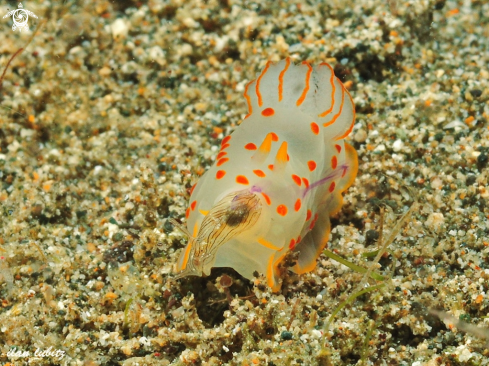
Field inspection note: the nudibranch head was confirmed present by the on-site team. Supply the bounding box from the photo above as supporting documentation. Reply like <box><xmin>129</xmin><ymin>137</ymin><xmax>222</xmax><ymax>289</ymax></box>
<box><xmin>175</xmin><ymin>189</ymin><xmax>262</xmax><ymax>278</ymax></box>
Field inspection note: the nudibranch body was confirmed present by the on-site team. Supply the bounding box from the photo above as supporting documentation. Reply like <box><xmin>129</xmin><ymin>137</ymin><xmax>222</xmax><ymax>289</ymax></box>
<box><xmin>175</xmin><ymin>58</ymin><xmax>358</xmax><ymax>291</ymax></box>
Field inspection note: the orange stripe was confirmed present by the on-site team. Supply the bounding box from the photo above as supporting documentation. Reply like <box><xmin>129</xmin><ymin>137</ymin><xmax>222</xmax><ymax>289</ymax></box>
<box><xmin>266</xmin><ymin>253</ymin><xmax>275</xmax><ymax>288</ymax></box>
<box><xmin>275</xmin><ymin>141</ymin><xmax>288</xmax><ymax>163</ymax></box>
<box><xmin>334</xmin><ymin>87</ymin><xmax>356</xmax><ymax>140</ymax></box>
<box><xmin>180</xmin><ymin>241</ymin><xmax>193</xmax><ymax>270</ymax></box>
<box><xmin>339</xmin><ymin>142</ymin><xmax>358</xmax><ymax>192</ymax></box>
<box><xmin>278</xmin><ymin>57</ymin><xmax>290</xmax><ymax>102</ymax></box>
<box><xmin>258</xmin><ymin>133</ymin><xmax>273</xmax><ymax>153</ymax></box>
<box><xmin>296</xmin><ymin>61</ymin><xmax>312</xmax><ymax>106</ymax></box>
<box><xmin>261</xmin><ymin>192</ymin><xmax>271</xmax><ymax>205</ymax></box>
<box><xmin>318</xmin><ymin>62</ymin><xmax>336</xmax><ymax>117</ymax></box>
<box><xmin>256</xmin><ymin>61</ymin><xmax>272</xmax><ymax>107</ymax></box>
<box><xmin>258</xmin><ymin>237</ymin><xmax>281</xmax><ymax>251</ymax></box>
<box><xmin>243</xmin><ymin>80</ymin><xmax>254</xmax><ymax>118</ymax></box>
<box><xmin>323</xmin><ymin>83</ymin><xmax>345</xmax><ymax>128</ymax></box>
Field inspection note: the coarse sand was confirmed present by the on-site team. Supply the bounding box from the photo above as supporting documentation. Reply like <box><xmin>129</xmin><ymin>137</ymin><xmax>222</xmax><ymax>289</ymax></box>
<box><xmin>0</xmin><ymin>0</ymin><xmax>488</xmax><ymax>365</ymax></box>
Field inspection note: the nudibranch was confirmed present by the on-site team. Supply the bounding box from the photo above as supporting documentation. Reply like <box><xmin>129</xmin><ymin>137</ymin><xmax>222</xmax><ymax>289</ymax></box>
<box><xmin>174</xmin><ymin>58</ymin><xmax>358</xmax><ymax>292</ymax></box>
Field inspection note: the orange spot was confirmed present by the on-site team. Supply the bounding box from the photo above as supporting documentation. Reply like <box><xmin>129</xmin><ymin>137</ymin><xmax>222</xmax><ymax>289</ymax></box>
<box><xmin>318</xmin><ymin>62</ymin><xmax>336</xmax><ymax>117</ymax></box>
<box><xmin>185</xmin><ymin>208</ymin><xmax>191</xmax><ymax>219</ymax></box>
<box><xmin>271</xmin><ymin>132</ymin><xmax>278</xmax><ymax>141</ymax></box>
<box><xmin>217</xmin><ymin>157</ymin><xmax>229</xmax><ymax>166</ymax></box>
<box><xmin>294</xmin><ymin>199</ymin><xmax>301</xmax><ymax>211</ymax></box>
<box><xmin>216</xmin><ymin>170</ymin><xmax>226</xmax><ymax>179</ymax></box>
<box><xmin>332</xmin><ymin>156</ymin><xmax>337</xmax><ymax>169</ymax></box>
<box><xmin>221</xmin><ymin>135</ymin><xmax>231</xmax><ymax>145</ymax></box>
<box><xmin>220</xmin><ymin>143</ymin><xmax>230</xmax><ymax>150</ymax></box>
<box><xmin>268</xmin><ymin>164</ymin><xmax>274</xmax><ymax>171</ymax></box>
<box><xmin>307</xmin><ymin>160</ymin><xmax>317</xmax><ymax>171</ymax></box>
<box><xmin>310</xmin><ymin>122</ymin><xmax>319</xmax><ymax>135</ymax></box>
<box><xmin>253</xmin><ymin>169</ymin><xmax>266</xmax><ymax>177</ymax></box>
<box><xmin>236</xmin><ymin>175</ymin><xmax>249</xmax><ymax>185</ymax></box>
<box><xmin>278</xmin><ymin>58</ymin><xmax>290</xmax><ymax>102</ymax></box>
<box><xmin>289</xmin><ymin>238</ymin><xmax>296</xmax><ymax>250</ymax></box>
<box><xmin>262</xmin><ymin>108</ymin><xmax>275</xmax><ymax>116</ymax></box>
<box><xmin>291</xmin><ymin>174</ymin><xmax>302</xmax><ymax>186</ymax></box>
<box><xmin>296</xmin><ymin>61</ymin><xmax>312</xmax><ymax>106</ymax></box>
<box><xmin>243</xmin><ymin>80</ymin><xmax>254</xmax><ymax>116</ymax></box>
<box><xmin>297</xmin><ymin>235</ymin><xmax>301</xmax><ymax>243</ymax></box>
<box><xmin>245</xmin><ymin>143</ymin><xmax>257</xmax><ymax>150</ymax></box>
<box><xmin>261</xmin><ymin>192</ymin><xmax>271</xmax><ymax>205</ymax></box>
<box><xmin>189</xmin><ymin>183</ymin><xmax>197</xmax><ymax>195</ymax></box>
<box><xmin>335</xmin><ymin>144</ymin><xmax>342</xmax><ymax>153</ymax></box>
<box><xmin>309</xmin><ymin>213</ymin><xmax>319</xmax><ymax>230</ymax></box>
<box><xmin>216</xmin><ymin>151</ymin><xmax>227</xmax><ymax>159</ymax></box>
<box><xmin>306</xmin><ymin>209</ymin><xmax>312</xmax><ymax>221</ymax></box>
<box><xmin>275</xmin><ymin>141</ymin><xmax>288</xmax><ymax>163</ymax></box>
<box><xmin>277</xmin><ymin>204</ymin><xmax>288</xmax><ymax>216</ymax></box>
<box><xmin>329</xmin><ymin>181</ymin><xmax>336</xmax><ymax>192</ymax></box>
<box><xmin>302</xmin><ymin>178</ymin><xmax>309</xmax><ymax>188</ymax></box>
<box><xmin>256</xmin><ymin>61</ymin><xmax>272</xmax><ymax>107</ymax></box>
<box><xmin>190</xmin><ymin>201</ymin><xmax>197</xmax><ymax>210</ymax></box>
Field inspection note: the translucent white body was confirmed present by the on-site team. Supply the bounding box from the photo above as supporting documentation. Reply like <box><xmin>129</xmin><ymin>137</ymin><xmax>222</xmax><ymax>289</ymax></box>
<box><xmin>175</xmin><ymin>58</ymin><xmax>358</xmax><ymax>291</ymax></box>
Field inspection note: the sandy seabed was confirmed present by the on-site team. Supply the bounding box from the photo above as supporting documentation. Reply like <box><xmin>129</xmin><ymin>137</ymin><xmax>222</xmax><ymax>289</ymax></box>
<box><xmin>0</xmin><ymin>0</ymin><xmax>489</xmax><ymax>365</ymax></box>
